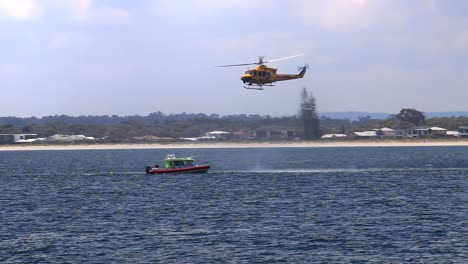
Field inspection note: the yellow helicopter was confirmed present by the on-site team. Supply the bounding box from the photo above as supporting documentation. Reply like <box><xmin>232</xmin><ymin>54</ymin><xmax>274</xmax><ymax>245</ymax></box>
<box><xmin>217</xmin><ymin>54</ymin><xmax>308</xmax><ymax>90</ymax></box>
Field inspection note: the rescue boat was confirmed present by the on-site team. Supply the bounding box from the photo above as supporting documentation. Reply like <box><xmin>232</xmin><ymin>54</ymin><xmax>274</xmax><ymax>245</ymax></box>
<box><xmin>145</xmin><ymin>154</ymin><xmax>210</xmax><ymax>174</ymax></box>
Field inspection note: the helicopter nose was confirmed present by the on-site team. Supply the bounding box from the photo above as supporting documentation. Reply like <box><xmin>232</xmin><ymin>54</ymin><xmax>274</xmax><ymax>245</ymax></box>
<box><xmin>241</xmin><ymin>75</ymin><xmax>251</xmax><ymax>83</ymax></box>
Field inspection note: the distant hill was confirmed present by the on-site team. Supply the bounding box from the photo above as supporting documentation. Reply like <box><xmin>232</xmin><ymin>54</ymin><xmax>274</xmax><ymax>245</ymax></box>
<box><xmin>320</xmin><ymin>112</ymin><xmax>391</xmax><ymax>121</ymax></box>
<box><xmin>320</xmin><ymin>111</ymin><xmax>468</xmax><ymax>121</ymax></box>
<box><xmin>424</xmin><ymin>112</ymin><xmax>468</xmax><ymax>118</ymax></box>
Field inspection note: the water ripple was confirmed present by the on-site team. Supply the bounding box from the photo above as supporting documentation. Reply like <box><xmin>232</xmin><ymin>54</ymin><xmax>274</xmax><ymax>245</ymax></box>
<box><xmin>0</xmin><ymin>147</ymin><xmax>466</xmax><ymax>263</ymax></box>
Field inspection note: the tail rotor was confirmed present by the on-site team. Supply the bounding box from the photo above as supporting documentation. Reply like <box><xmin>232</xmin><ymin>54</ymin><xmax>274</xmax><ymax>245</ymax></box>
<box><xmin>297</xmin><ymin>64</ymin><xmax>309</xmax><ymax>71</ymax></box>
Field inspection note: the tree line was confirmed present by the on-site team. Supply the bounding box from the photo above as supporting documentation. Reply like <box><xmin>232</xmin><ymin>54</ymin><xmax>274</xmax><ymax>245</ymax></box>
<box><xmin>0</xmin><ymin>113</ymin><xmax>301</xmax><ymax>142</ymax></box>
<box><xmin>1</xmin><ymin>90</ymin><xmax>467</xmax><ymax>142</ymax></box>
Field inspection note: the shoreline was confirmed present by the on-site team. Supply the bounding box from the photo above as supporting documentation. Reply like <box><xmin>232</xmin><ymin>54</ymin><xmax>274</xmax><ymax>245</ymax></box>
<box><xmin>1</xmin><ymin>140</ymin><xmax>468</xmax><ymax>151</ymax></box>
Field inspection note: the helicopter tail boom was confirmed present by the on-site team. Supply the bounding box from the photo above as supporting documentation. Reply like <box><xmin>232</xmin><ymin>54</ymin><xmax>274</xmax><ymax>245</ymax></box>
<box><xmin>275</xmin><ymin>65</ymin><xmax>307</xmax><ymax>82</ymax></box>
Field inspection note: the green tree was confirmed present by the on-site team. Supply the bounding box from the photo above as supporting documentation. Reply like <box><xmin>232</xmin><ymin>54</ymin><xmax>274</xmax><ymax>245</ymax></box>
<box><xmin>393</xmin><ymin>108</ymin><xmax>426</xmax><ymax>126</ymax></box>
<box><xmin>299</xmin><ymin>87</ymin><xmax>320</xmax><ymax>139</ymax></box>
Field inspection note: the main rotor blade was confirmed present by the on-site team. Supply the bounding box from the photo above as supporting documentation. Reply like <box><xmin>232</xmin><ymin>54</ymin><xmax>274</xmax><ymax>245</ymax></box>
<box><xmin>217</xmin><ymin>54</ymin><xmax>303</xmax><ymax>67</ymax></box>
<box><xmin>266</xmin><ymin>54</ymin><xmax>304</xmax><ymax>63</ymax></box>
<box><xmin>216</xmin><ymin>62</ymin><xmax>257</xmax><ymax>67</ymax></box>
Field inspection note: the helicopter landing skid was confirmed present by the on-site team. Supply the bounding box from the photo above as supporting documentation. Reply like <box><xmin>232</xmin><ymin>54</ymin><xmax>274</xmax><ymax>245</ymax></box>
<box><xmin>243</xmin><ymin>83</ymin><xmax>275</xmax><ymax>90</ymax></box>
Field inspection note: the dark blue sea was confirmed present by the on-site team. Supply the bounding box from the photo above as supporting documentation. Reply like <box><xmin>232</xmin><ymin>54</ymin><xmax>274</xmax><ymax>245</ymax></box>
<box><xmin>0</xmin><ymin>146</ymin><xmax>466</xmax><ymax>263</ymax></box>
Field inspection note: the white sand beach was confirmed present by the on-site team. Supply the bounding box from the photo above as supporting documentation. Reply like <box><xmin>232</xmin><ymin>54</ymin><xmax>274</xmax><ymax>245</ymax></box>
<box><xmin>1</xmin><ymin>140</ymin><xmax>468</xmax><ymax>151</ymax></box>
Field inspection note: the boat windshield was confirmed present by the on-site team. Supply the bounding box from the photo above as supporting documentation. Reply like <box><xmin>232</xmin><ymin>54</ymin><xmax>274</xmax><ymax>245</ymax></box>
<box><xmin>166</xmin><ymin>159</ymin><xmax>194</xmax><ymax>168</ymax></box>
<box><xmin>174</xmin><ymin>160</ymin><xmax>193</xmax><ymax>167</ymax></box>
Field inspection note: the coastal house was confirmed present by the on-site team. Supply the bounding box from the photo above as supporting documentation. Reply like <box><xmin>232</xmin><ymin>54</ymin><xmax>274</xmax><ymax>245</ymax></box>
<box><xmin>231</xmin><ymin>130</ymin><xmax>250</xmax><ymax>140</ymax></box>
<box><xmin>406</xmin><ymin>127</ymin><xmax>431</xmax><ymax>138</ymax></box>
<box><xmin>429</xmin><ymin>127</ymin><xmax>447</xmax><ymax>136</ymax></box>
<box><xmin>394</xmin><ymin>130</ymin><xmax>407</xmax><ymax>138</ymax></box>
<box><xmin>0</xmin><ymin>134</ymin><xmax>38</xmax><ymax>144</ymax></box>
<box><xmin>205</xmin><ymin>131</ymin><xmax>230</xmax><ymax>140</ymax></box>
<box><xmin>406</xmin><ymin>127</ymin><xmax>449</xmax><ymax>138</ymax></box>
<box><xmin>268</xmin><ymin>129</ymin><xmax>295</xmax><ymax>139</ymax></box>
<box><xmin>459</xmin><ymin>126</ymin><xmax>468</xmax><ymax>138</ymax></box>
<box><xmin>249</xmin><ymin>127</ymin><xmax>295</xmax><ymax>140</ymax></box>
<box><xmin>374</xmin><ymin>127</ymin><xmax>396</xmax><ymax>138</ymax></box>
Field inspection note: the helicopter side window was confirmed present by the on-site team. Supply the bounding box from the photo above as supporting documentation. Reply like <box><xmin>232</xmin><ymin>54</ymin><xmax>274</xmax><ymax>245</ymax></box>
<box><xmin>253</xmin><ymin>71</ymin><xmax>257</xmax><ymax>76</ymax></box>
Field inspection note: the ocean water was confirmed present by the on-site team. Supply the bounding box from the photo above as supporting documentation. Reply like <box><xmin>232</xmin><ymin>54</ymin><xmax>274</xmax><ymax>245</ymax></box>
<box><xmin>0</xmin><ymin>146</ymin><xmax>466</xmax><ymax>263</ymax></box>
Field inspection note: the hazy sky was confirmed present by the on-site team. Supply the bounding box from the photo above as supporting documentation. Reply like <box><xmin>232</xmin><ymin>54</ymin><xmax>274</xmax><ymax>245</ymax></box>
<box><xmin>1</xmin><ymin>0</ymin><xmax>467</xmax><ymax>117</ymax></box>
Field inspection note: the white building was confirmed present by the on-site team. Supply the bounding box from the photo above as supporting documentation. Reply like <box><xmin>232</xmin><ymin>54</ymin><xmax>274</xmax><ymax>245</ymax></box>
<box><xmin>353</xmin><ymin>131</ymin><xmax>377</xmax><ymax>138</ymax></box>
<box><xmin>45</xmin><ymin>134</ymin><xmax>95</xmax><ymax>142</ymax></box>
<box><xmin>205</xmin><ymin>131</ymin><xmax>230</xmax><ymax>139</ymax></box>
<box><xmin>446</xmin><ymin>131</ymin><xmax>460</xmax><ymax>137</ymax></box>
<box><xmin>321</xmin><ymin>134</ymin><xmax>347</xmax><ymax>139</ymax></box>
<box><xmin>0</xmin><ymin>134</ymin><xmax>38</xmax><ymax>144</ymax></box>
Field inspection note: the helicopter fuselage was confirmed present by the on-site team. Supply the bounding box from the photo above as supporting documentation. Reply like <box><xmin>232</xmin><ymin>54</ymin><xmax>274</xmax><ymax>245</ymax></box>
<box><xmin>240</xmin><ymin>65</ymin><xmax>306</xmax><ymax>86</ymax></box>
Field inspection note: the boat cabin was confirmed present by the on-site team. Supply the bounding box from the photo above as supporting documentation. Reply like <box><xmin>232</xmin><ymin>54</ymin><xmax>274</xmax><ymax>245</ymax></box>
<box><xmin>165</xmin><ymin>154</ymin><xmax>194</xmax><ymax>169</ymax></box>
